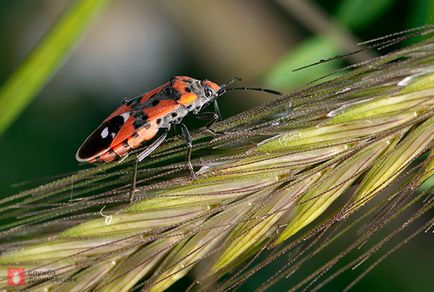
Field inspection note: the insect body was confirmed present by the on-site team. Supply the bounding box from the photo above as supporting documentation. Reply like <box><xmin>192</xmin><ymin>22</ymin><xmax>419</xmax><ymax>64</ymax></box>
<box><xmin>76</xmin><ymin>75</ymin><xmax>282</xmax><ymax>200</ymax></box>
<box><xmin>76</xmin><ymin>76</ymin><xmax>223</xmax><ymax>165</ymax></box>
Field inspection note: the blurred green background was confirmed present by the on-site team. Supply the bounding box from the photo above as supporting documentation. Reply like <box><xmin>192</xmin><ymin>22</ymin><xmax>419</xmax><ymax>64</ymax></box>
<box><xmin>0</xmin><ymin>0</ymin><xmax>432</xmax><ymax>290</ymax></box>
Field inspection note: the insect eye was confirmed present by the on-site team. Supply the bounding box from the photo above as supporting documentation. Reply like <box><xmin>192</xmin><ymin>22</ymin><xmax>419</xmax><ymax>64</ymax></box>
<box><xmin>204</xmin><ymin>86</ymin><xmax>213</xmax><ymax>98</ymax></box>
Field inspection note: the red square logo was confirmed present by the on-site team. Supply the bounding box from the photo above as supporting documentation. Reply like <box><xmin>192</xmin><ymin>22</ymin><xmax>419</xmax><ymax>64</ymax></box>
<box><xmin>7</xmin><ymin>268</ymin><xmax>25</xmax><ymax>286</ymax></box>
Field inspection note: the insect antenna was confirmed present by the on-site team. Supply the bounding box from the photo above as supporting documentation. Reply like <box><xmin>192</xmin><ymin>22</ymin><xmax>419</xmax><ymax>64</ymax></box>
<box><xmin>225</xmin><ymin>86</ymin><xmax>283</xmax><ymax>96</ymax></box>
<box><xmin>218</xmin><ymin>77</ymin><xmax>284</xmax><ymax>97</ymax></box>
<box><xmin>220</xmin><ymin>76</ymin><xmax>242</xmax><ymax>89</ymax></box>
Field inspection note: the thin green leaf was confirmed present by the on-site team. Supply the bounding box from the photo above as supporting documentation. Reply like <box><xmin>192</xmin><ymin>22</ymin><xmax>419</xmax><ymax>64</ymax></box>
<box><xmin>0</xmin><ymin>0</ymin><xmax>108</xmax><ymax>135</ymax></box>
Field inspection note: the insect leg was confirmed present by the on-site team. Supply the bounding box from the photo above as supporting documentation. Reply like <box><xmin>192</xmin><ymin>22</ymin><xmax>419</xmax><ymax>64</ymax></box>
<box><xmin>213</xmin><ymin>99</ymin><xmax>222</xmax><ymax>121</ymax></box>
<box><xmin>129</xmin><ymin>128</ymin><xmax>169</xmax><ymax>202</ymax></box>
<box><xmin>196</xmin><ymin>111</ymin><xmax>224</xmax><ymax>136</ymax></box>
<box><xmin>171</xmin><ymin>123</ymin><xmax>178</xmax><ymax>137</ymax></box>
<box><xmin>137</xmin><ymin>128</ymin><xmax>170</xmax><ymax>162</ymax></box>
<box><xmin>129</xmin><ymin>159</ymin><xmax>139</xmax><ymax>202</ymax></box>
<box><xmin>179</xmin><ymin>123</ymin><xmax>197</xmax><ymax>179</ymax></box>
<box><xmin>117</xmin><ymin>153</ymin><xmax>129</xmax><ymax>164</ymax></box>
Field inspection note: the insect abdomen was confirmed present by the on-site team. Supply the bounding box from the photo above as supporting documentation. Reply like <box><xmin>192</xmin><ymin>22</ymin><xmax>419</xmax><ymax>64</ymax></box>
<box><xmin>96</xmin><ymin>121</ymin><xmax>160</xmax><ymax>162</ymax></box>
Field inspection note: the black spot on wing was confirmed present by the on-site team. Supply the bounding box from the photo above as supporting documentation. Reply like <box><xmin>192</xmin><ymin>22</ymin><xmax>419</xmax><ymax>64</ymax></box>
<box><xmin>163</xmin><ymin>87</ymin><xmax>181</xmax><ymax>100</ymax></box>
<box><xmin>133</xmin><ymin>112</ymin><xmax>150</xmax><ymax>129</ymax></box>
<box><xmin>77</xmin><ymin>115</ymin><xmax>125</xmax><ymax>159</ymax></box>
<box><xmin>136</xmin><ymin>97</ymin><xmax>160</xmax><ymax>109</ymax></box>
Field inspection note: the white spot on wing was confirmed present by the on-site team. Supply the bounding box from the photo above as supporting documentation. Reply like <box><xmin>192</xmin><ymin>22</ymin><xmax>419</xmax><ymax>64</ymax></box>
<box><xmin>121</xmin><ymin>112</ymin><xmax>130</xmax><ymax>122</ymax></box>
<box><xmin>101</xmin><ymin>127</ymin><xmax>109</xmax><ymax>138</ymax></box>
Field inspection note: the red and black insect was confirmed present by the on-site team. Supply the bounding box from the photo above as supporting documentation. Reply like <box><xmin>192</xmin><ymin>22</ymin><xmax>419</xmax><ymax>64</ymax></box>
<box><xmin>76</xmin><ymin>76</ymin><xmax>281</xmax><ymax>198</ymax></box>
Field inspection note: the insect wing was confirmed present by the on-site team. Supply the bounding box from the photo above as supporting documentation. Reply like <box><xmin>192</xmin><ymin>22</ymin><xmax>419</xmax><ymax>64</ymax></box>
<box><xmin>76</xmin><ymin>104</ymin><xmax>133</xmax><ymax>162</ymax></box>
